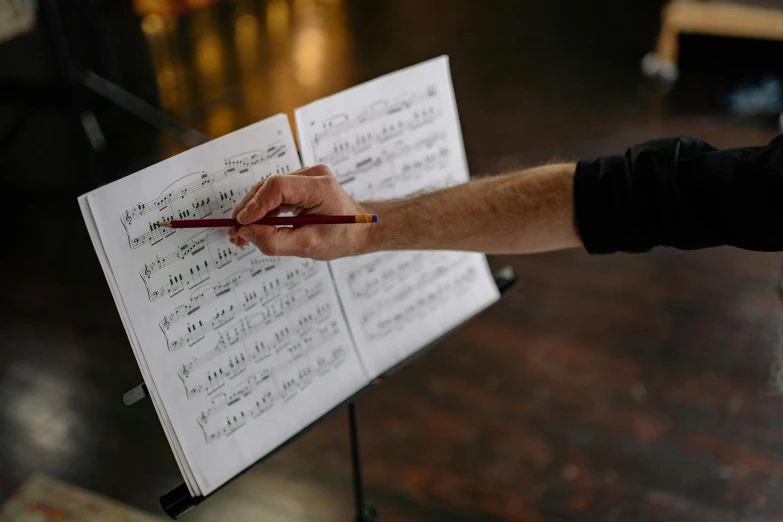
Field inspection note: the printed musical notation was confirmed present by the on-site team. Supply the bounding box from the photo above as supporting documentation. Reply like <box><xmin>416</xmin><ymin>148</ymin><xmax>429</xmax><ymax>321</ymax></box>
<box><xmin>177</xmin><ymin>276</ymin><xmax>328</xmax><ymax>395</ymax></box>
<box><xmin>310</xmin><ymin>86</ymin><xmax>437</xmax><ymax>145</ymax></box>
<box><xmin>121</xmin><ymin>143</ymin><xmax>292</xmax><ymax>249</ymax></box>
<box><xmin>180</xmin><ymin>294</ymin><xmax>344</xmax><ymax>444</ymax></box>
<box><xmin>294</xmin><ymin>55</ymin><xmax>501</xmax><ymax>378</ymax></box>
<box><xmin>199</xmin><ymin>343</ymin><xmax>347</xmax><ymax>444</ymax></box>
<box><xmin>87</xmin><ymin>113</ymin><xmax>378</xmax><ymax>497</ymax></box>
<box><xmin>141</xmin><ymin>232</ymin><xmax>255</xmax><ymax>302</ymax></box>
<box><xmin>194</xmin><ymin>317</ymin><xmax>343</xmax><ymax>426</ymax></box>
<box><xmin>359</xmin><ymin>257</ymin><xmax>478</xmax><ymax>341</ymax></box>
<box><xmin>161</xmin><ymin>260</ymin><xmax>321</xmax><ymax>351</ymax></box>
<box><xmin>122</xmin><ymin>136</ymin><xmax>356</xmax><ymax>442</ymax></box>
<box><xmin>332</xmin><ymin>131</ymin><xmax>448</xmax><ymax>187</ymax></box>
<box><xmin>345</xmin><ymin>252</ymin><xmax>443</xmax><ymax>300</ymax></box>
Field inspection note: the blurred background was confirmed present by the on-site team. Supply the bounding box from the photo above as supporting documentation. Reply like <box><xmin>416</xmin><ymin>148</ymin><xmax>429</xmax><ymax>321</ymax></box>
<box><xmin>2</xmin><ymin>0</ymin><xmax>783</xmax><ymax>520</ymax></box>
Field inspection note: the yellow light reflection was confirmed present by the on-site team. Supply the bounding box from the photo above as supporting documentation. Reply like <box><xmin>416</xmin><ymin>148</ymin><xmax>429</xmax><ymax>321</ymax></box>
<box><xmin>235</xmin><ymin>14</ymin><xmax>259</xmax><ymax>70</ymax></box>
<box><xmin>195</xmin><ymin>34</ymin><xmax>224</xmax><ymax>79</ymax></box>
<box><xmin>187</xmin><ymin>0</ymin><xmax>215</xmax><ymax>9</ymax></box>
<box><xmin>294</xmin><ymin>0</ymin><xmax>316</xmax><ymax>10</ymax></box>
<box><xmin>157</xmin><ymin>65</ymin><xmax>179</xmax><ymax>108</ymax></box>
<box><xmin>293</xmin><ymin>25</ymin><xmax>325</xmax><ymax>87</ymax></box>
<box><xmin>241</xmin><ymin>76</ymin><xmax>267</xmax><ymax>119</ymax></box>
<box><xmin>207</xmin><ymin>104</ymin><xmax>236</xmax><ymax>137</ymax></box>
<box><xmin>266</xmin><ymin>0</ymin><xmax>290</xmax><ymax>41</ymax></box>
<box><xmin>141</xmin><ymin>13</ymin><xmax>165</xmax><ymax>36</ymax></box>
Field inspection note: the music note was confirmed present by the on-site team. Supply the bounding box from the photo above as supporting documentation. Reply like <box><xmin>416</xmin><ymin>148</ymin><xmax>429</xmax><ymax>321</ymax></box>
<box><xmin>122</xmin><ymin>145</ymin><xmax>289</xmax><ymax>248</ymax></box>
<box><xmin>294</xmin><ymin>56</ymin><xmax>501</xmax><ymax>379</ymax></box>
<box><xmin>86</xmin><ymin>111</ymin><xmax>374</xmax><ymax>494</ymax></box>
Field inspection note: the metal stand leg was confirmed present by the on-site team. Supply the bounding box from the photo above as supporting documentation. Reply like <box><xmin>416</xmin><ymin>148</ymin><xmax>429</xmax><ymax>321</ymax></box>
<box><xmin>35</xmin><ymin>0</ymin><xmax>209</xmax><ymax>186</ymax></box>
<box><xmin>348</xmin><ymin>402</ymin><xmax>378</xmax><ymax>522</ymax></box>
<box><xmin>81</xmin><ymin>71</ymin><xmax>208</xmax><ymax>149</ymax></box>
<box><xmin>40</xmin><ymin>0</ymin><xmax>104</xmax><ymax>186</ymax></box>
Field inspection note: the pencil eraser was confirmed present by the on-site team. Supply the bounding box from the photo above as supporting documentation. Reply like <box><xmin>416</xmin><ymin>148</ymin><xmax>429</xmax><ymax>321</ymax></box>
<box><xmin>372</xmin><ymin>214</ymin><xmax>378</xmax><ymax>223</ymax></box>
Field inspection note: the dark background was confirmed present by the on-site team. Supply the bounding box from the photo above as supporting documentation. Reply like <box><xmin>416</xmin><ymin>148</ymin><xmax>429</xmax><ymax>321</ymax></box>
<box><xmin>2</xmin><ymin>1</ymin><xmax>783</xmax><ymax>520</ymax></box>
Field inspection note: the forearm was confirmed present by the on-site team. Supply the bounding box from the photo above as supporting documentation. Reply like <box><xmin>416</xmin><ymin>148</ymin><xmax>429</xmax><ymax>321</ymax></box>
<box><xmin>360</xmin><ymin>163</ymin><xmax>582</xmax><ymax>255</ymax></box>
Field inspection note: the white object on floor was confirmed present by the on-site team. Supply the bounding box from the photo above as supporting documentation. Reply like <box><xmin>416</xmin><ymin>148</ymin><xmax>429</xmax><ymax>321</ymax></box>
<box><xmin>0</xmin><ymin>0</ymin><xmax>35</xmax><ymax>44</ymax></box>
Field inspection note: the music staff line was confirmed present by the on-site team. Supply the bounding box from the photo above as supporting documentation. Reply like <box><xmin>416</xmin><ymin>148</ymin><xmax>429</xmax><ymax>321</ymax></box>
<box><xmin>199</xmin><ymin>344</ymin><xmax>348</xmax><ymax>444</ymax></box>
<box><xmin>177</xmin><ymin>278</ymin><xmax>330</xmax><ymax>397</ymax></box>
<box><xmin>310</xmin><ymin>85</ymin><xmax>438</xmax><ymax>145</ymax></box>
<box><xmin>141</xmin><ymin>234</ymin><xmax>256</xmax><ymax>303</ymax></box>
<box><xmin>195</xmin><ymin>317</ymin><xmax>343</xmax><ymax>426</ymax></box>
<box><xmin>121</xmin><ymin>143</ymin><xmax>292</xmax><ymax>249</ymax></box>
<box><xmin>161</xmin><ymin>260</ymin><xmax>320</xmax><ymax>351</ymax></box>
<box><xmin>316</xmin><ymin>108</ymin><xmax>443</xmax><ymax>168</ymax></box>
<box><xmin>359</xmin><ymin>257</ymin><xmax>478</xmax><ymax>340</ymax></box>
<box><xmin>332</xmin><ymin>130</ymin><xmax>446</xmax><ymax>186</ymax></box>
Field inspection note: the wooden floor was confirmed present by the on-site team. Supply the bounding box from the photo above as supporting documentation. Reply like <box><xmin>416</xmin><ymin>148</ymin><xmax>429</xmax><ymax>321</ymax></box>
<box><xmin>2</xmin><ymin>1</ymin><xmax>783</xmax><ymax>520</ymax></box>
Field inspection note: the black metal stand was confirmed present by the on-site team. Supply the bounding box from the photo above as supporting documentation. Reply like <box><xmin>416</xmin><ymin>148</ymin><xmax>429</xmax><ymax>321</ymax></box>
<box><xmin>124</xmin><ymin>266</ymin><xmax>517</xmax><ymax>520</ymax></box>
<box><xmin>348</xmin><ymin>402</ymin><xmax>378</xmax><ymax>522</ymax></box>
<box><xmin>3</xmin><ymin>1</ymin><xmax>208</xmax><ymax>185</ymax></box>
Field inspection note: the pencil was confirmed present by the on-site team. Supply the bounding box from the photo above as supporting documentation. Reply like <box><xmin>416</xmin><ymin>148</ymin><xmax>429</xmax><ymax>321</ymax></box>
<box><xmin>158</xmin><ymin>214</ymin><xmax>378</xmax><ymax>229</ymax></box>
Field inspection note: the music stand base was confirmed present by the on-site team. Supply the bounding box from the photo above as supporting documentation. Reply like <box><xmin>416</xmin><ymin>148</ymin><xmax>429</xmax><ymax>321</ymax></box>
<box><xmin>357</xmin><ymin>506</ymin><xmax>380</xmax><ymax>522</ymax></box>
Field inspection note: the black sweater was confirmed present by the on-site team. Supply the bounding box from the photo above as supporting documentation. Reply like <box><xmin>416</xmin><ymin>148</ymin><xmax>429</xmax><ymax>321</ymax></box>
<box><xmin>574</xmin><ymin>134</ymin><xmax>783</xmax><ymax>254</ymax></box>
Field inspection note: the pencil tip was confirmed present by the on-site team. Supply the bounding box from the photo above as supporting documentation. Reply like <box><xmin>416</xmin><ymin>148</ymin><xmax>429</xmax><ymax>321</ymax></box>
<box><xmin>159</xmin><ymin>221</ymin><xmax>172</xmax><ymax>228</ymax></box>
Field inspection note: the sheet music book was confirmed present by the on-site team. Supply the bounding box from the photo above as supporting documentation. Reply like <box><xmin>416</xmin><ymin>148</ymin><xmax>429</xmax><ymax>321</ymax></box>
<box><xmin>79</xmin><ymin>56</ymin><xmax>499</xmax><ymax>497</ymax></box>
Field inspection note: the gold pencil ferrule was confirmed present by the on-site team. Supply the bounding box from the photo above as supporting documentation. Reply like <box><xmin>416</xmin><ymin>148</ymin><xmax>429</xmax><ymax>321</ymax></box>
<box><xmin>355</xmin><ymin>214</ymin><xmax>374</xmax><ymax>223</ymax></box>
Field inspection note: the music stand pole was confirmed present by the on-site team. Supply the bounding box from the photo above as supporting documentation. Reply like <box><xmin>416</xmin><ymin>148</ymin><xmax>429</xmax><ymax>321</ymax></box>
<box><xmin>348</xmin><ymin>402</ymin><xmax>378</xmax><ymax>522</ymax></box>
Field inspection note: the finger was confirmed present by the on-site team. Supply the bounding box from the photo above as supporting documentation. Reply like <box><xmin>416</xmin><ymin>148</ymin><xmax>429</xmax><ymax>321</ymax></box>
<box><xmin>236</xmin><ymin>173</ymin><xmax>336</xmax><ymax>225</ymax></box>
<box><xmin>232</xmin><ymin>179</ymin><xmax>266</xmax><ymax>219</ymax></box>
<box><xmin>266</xmin><ymin>204</ymin><xmax>302</xmax><ymax>217</ymax></box>
<box><xmin>238</xmin><ymin>225</ymin><xmax>320</xmax><ymax>258</ymax></box>
<box><xmin>230</xmin><ymin>233</ymin><xmax>248</xmax><ymax>247</ymax></box>
<box><xmin>292</xmin><ymin>164</ymin><xmax>333</xmax><ymax>178</ymax></box>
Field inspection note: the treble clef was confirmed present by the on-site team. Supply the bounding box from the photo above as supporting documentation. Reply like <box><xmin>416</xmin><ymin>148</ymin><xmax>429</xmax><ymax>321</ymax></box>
<box><xmin>123</xmin><ymin>210</ymin><xmax>133</xmax><ymax>226</ymax></box>
<box><xmin>142</xmin><ymin>264</ymin><xmax>152</xmax><ymax>279</ymax></box>
<box><xmin>161</xmin><ymin>315</ymin><xmax>171</xmax><ymax>330</ymax></box>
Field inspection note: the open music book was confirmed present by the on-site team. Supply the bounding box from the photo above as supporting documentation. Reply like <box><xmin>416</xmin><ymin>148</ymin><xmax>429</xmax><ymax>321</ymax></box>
<box><xmin>79</xmin><ymin>56</ymin><xmax>499</xmax><ymax>497</ymax></box>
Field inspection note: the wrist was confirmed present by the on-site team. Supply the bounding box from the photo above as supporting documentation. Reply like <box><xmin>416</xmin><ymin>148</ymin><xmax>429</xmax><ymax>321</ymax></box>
<box><xmin>356</xmin><ymin>201</ymin><xmax>389</xmax><ymax>255</ymax></box>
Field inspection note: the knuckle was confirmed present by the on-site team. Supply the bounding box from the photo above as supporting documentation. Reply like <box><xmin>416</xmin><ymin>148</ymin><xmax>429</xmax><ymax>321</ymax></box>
<box><xmin>265</xmin><ymin>174</ymin><xmax>284</xmax><ymax>192</ymax></box>
<box><xmin>259</xmin><ymin>239</ymin><xmax>279</xmax><ymax>257</ymax></box>
<box><xmin>319</xmin><ymin>174</ymin><xmax>339</xmax><ymax>192</ymax></box>
<box><xmin>312</xmin><ymin>164</ymin><xmax>331</xmax><ymax>176</ymax></box>
<box><xmin>298</xmin><ymin>234</ymin><xmax>318</xmax><ymax>258</ymax></box>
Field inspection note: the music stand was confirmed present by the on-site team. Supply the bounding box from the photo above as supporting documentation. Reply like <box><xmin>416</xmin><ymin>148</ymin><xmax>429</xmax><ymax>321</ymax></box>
<box><xmin>123</xmin><ymin>266</ymin><xmax>517</xmax><ymax>521</ymax></box>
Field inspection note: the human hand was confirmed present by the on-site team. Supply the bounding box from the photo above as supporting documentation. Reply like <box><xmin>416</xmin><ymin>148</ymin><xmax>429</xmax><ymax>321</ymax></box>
<box><xmin>228</xmin><ymin>165</ymin><xmax>373</xmax><ymax>260</ymax></box>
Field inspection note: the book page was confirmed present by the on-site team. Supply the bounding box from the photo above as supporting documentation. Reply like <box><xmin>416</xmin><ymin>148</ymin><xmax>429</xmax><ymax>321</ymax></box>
<box><xmin>78</xmin><ymin>197</ymin><xmax>199</xmax><ymax>496</ymax></box>
<box><xmin>295</xmin><ymin>56</ymin><xmax>500</xmax><ymax>377</ymax></box>
<box><xmin>82</xmin><ymin>115</ymin><xmax>368</xmax><ymax>495</ymax></box>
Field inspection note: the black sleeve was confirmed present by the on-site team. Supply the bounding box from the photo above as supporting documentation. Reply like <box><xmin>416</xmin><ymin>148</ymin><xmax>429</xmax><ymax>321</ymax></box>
<box><xmin>573</xmin><ymin>134</ymin><xmax>783</xmax><ymax>254</ymax></box>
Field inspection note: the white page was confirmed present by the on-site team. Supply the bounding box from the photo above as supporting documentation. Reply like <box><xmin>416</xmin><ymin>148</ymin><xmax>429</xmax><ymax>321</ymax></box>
<box><xmin>78</xmin><ymin>196</ymin><xmax>200</xmax><ymax>496</ymax></box>
<box><xmin>82</xmin><ymin>115</ymin><xmax>368</xmax><ymax>495</ymax></box>
<box><xmin>295</xmin><ymin>56</ymin><xmax>500</xmax><ymax>377</ymax></box>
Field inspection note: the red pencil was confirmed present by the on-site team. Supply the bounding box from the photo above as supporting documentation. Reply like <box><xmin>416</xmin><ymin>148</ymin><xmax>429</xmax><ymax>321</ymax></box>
<box><xmin>158</xmin><ymin>214</ymin><xmax>378</xmax><ymax>229</ymax></box>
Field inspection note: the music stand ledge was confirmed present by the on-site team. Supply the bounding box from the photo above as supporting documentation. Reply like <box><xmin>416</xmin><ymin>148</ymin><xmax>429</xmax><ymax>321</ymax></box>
<box><xmin>123</xmin><ymin>265</ymin><xmax>518</xmax><ymax>521</ymax></box>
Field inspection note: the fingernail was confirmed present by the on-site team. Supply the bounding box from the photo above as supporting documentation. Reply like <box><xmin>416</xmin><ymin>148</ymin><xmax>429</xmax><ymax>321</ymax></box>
<box><xmin>238</xmin><ymin>227</ymin><xmax>252</xmax><ymax>240</ymax></box>
<box><xmin>237</xmin><ymin>209</ymin><xmax>248</xmax><ymax>223</ymax></box>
